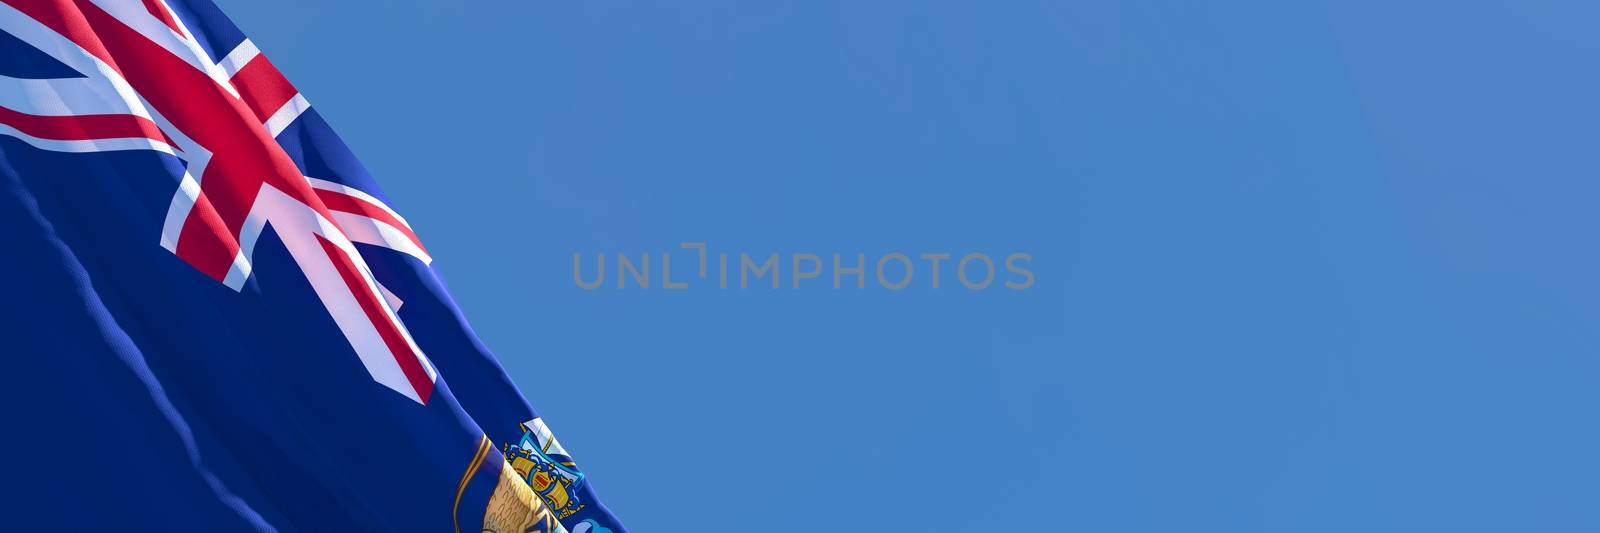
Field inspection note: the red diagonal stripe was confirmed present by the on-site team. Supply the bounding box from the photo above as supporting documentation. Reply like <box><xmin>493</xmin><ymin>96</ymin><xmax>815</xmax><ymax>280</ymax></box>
<box><xmin>0</xmin><ymin>106</ymin><xmax>173</xmax><ymax>144</ymax></box>
<box><xmin>314</xmin><ymin>188</ymin><xmax>428</xmax><ymax>255</ymax></box>
<box><xmin>315</xmin><ymin>233</ymin><xmax>434</xmax><ymax>404</ymax></box>
<box><xmin>139</xmin><ymin>0</ymin><xmax>180</xmax><ymax>34</ymax></box>
<box><xmin>5</xmin><ymin>0</ymin><xmax>117</xmax><ymax>70</ymax></box>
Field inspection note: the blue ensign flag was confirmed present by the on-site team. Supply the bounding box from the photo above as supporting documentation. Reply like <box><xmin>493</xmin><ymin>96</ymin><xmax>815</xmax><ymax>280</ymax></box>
<box><xmin>0</xmin><ymin>1</ymin><xmax>624</xmax><ymax>531</ymax></box>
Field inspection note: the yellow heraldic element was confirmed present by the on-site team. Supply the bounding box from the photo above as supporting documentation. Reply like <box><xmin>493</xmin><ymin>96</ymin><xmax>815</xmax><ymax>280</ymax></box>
<box><xmin>455</xmin><ymin>435</ymin><xmax>560</xmax><ymax>533</ymax></box>
<box><xmin>511</xmin><ymin>453</ymin><xmax>573</xmax><ymax>511</ymax></box>
<box><xmin>503</xmin><ymin>419</ymin><xmax>589</xmax><ymax>519</ymax></box>
<box><xmin>483</xmin><ymin>460</ymin><xmax>558</xmax><ymax>533</ymax></box>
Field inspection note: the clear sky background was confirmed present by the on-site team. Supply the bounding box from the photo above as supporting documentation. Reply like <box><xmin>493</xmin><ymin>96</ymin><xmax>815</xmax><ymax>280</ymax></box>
<box><xmin>216</xmin><ymin>1</ymin><xmax>1599</xmax><ymax>531</ymax></box>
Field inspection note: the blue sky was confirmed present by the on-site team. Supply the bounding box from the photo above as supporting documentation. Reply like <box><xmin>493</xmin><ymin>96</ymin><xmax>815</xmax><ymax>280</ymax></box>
<box><xmin>217</xmin><ymin>1</ymin><xmax>1600</xmax><ymax>530</ymax></box>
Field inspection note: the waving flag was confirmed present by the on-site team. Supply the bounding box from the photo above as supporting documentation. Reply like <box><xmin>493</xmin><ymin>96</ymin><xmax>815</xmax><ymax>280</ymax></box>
<box><xmin>0</xmin><ymin>1</ymin><xmax>624</xmax><ymax>531</ymax></box>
